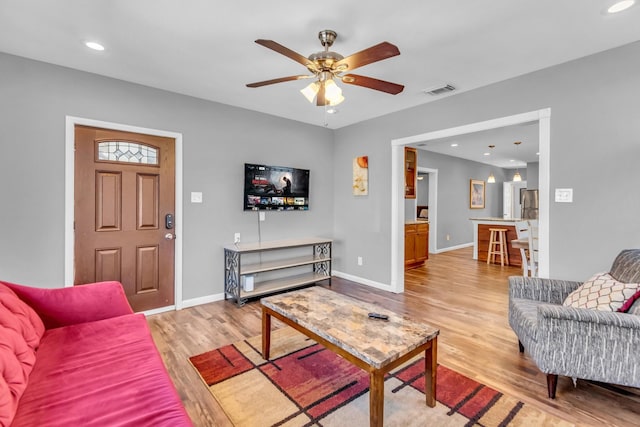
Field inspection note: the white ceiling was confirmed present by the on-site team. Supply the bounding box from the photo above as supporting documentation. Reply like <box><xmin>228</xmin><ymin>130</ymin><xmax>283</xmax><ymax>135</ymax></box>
<box><xmin>1</xmin><ymin>1</ymin><xmax>639</xmax><ymax>129</ymax></box>
<box><xmin>412</xmin><ymin>121</ymin><xmax>539</xmax><ymax>169</ymax></box>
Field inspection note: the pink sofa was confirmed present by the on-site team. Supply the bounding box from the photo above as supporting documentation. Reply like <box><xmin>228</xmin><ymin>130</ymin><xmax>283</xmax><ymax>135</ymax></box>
<box><xmin>0</xmin><ymin>280</ymin><xmax>192</xmax><ymax>427</ymax></box>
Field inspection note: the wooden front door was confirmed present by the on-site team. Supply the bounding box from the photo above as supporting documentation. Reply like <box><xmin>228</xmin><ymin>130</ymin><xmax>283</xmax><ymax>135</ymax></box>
<box><xmin>74</xmin><ymin>125</ymin><xmax>176</xmax><ymax>312</ymax></box>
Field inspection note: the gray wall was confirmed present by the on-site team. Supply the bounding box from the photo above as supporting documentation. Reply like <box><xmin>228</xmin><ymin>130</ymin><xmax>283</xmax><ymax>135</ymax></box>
<box><xmin>0</xmin><ymin>53</ymin><xmax>334</xmax><ymax>298</ymax></box>
<box><xmin>333</xmin><ymin>41</ymin><xmax>640</xmax><ymax>282</ymax></box>
<box><xmin>526</xmin><ymin>162</ymin><xmax>539</xmax><ymax>189</ymax></box>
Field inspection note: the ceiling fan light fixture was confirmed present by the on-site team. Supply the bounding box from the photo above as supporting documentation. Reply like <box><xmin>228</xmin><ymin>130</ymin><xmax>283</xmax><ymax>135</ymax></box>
<box><xmin>302</xmin><ymin>78</ymin><xmax>345</xmax><ymax>106</ymax></box>
<box><xmin>328</xmin><ymin>93</ymin><xmax>345</xmax><ymax>106</ymax></box>
<box><xmin>324</xmin><ymin>79</ymin><xmax>344</xmax><ymax>105</ymax></box>
<box><xmin>301</xmin><ymin>81</ymin><xmax>320</xmax><ymax>103</ymax></box>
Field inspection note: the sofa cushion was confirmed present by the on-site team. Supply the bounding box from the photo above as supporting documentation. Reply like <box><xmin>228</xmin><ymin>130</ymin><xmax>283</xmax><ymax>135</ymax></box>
<box><xmin>0</xmin><ymin>282</ymin><xmax>45</xmax><ymax>427</ymax></box>
<box><xmin>563</xmin><ymin>272</ymin><xmax>640</xmax><ymax>312</ymax></box>
<box><xmin>609</xmin><ymin>249</ymin><xmax>640</xmax><ymax>284</ymax></box>
<box><xmin>1</xmin><ymin>280</ymin><xmax>134</xmax><ymax>329</ymax></box>
<box><xmin>11</xmin><ymin>313</ymin><xmax>191</xmax><ymax>427</ymax></box>
<box><xmin>0</xmin><ymin>284</ymin><xmax>45</xmax><ymax>349</ymax></box>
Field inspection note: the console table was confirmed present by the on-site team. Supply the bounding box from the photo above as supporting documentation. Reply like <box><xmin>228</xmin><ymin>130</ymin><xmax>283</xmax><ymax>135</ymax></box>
<box><xmin>223</xmin><ymin>237</ymin><xmax>332</xmax><ymax>307</ymax></box>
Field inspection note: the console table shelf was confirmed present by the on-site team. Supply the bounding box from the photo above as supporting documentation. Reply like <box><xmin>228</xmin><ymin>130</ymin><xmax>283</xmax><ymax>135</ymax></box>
<box><xmin>240</xmin><ymin>272</ymin><xmax>329</xmax><ymax>299</ymax></box>
<box><xmin>224</xmin><ymin>237</ymin><xmax>332</xmax><ymax>307</ymax></box>
<box><xmin>242</xmin><ymin>255</ymin><xmax>331</xmax><ymax>275</ymax></box>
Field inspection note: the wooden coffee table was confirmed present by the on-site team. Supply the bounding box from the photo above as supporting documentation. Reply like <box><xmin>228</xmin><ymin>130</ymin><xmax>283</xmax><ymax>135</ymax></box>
<box><xmin>261</xmin><ymin>286</ymin><xmax>439</xmax><ymax>427</ymax></box>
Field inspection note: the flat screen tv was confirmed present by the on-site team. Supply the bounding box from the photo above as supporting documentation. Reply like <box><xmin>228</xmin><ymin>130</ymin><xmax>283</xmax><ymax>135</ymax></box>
<box><xmin>244</xmin><ymin>163</ymin><xmax>310</xmax><ymax>211</ymax></box>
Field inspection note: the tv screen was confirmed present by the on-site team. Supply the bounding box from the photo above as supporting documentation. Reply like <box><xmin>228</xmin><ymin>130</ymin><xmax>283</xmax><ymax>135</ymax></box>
<box><xmin>244</xmin><ymin>163</ymin><xmax>310</xmax><ymax>211</ymax></box>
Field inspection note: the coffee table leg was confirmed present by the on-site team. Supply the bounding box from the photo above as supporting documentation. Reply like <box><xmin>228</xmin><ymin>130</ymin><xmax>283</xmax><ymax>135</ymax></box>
<box><xmin>369</xmin><ymin>370</ymin><xmax>384</xmax><ymax>427</ymax></box>
<box><xmin>424</xmin><ymin>337</ymin><xmax>437</xmax><ymax>407</ymax></box>
<box><xmin>262</xmin><ymin>307</ymin><xmax>271</xmax><ymax>360</ymax></box>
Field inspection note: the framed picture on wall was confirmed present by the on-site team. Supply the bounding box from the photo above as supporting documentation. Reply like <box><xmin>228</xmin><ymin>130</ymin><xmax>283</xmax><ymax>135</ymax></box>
<box><xmin>470</xmin><ymin>179</ymin><xmax>485</xmax><ymax>209</ymax></box>
<box><xmin>352</xmin><ymin>156</ymin><xmax>369</xmax><ymax>196</ymax></box>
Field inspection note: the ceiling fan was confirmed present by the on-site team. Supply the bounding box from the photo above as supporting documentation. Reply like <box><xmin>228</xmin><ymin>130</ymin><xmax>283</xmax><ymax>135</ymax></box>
<box><xmin>246</xmin><ymin>30</ymin><xmax>404</xmax><ymax>107</ymax></box>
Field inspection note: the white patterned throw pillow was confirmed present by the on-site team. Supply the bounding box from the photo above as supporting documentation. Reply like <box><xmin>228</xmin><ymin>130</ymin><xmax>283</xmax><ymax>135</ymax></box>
<box><xmin>563</xmin><ymin>272</ymin><xmax>640</xmax><ymax>312</ymax></box>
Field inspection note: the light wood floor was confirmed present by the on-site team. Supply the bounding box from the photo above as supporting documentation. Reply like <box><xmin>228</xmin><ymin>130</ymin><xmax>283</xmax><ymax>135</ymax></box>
<box><xmin>148</xmin><ymin>247</ymin><xmax>640</xmax><ymax>426</ymax></box>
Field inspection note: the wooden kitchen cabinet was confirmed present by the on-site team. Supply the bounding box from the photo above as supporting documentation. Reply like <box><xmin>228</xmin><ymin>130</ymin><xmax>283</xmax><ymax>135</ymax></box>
<box><xmin>405</xmin><ymin>147</ymin><xmax>417</xmax><ymax>199</ymax></box>
<box><xmin>405</xmin><ymin>222</ymin><xmax>429</xmax><ymax>268</ymax></box>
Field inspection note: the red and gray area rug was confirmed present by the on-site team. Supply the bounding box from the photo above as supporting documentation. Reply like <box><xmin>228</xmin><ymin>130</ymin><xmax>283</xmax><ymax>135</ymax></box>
<box><xmin>189</xmin><ymin>328</ymin><xmax>569</xmax><ymax>426</ymax></box>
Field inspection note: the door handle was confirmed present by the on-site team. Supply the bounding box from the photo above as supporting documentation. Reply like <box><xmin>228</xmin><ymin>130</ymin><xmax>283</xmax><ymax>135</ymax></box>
<box><xmin>165</xmin><ymin>233</ymin><xmax>175</xmax><ymax>240</ymax></box>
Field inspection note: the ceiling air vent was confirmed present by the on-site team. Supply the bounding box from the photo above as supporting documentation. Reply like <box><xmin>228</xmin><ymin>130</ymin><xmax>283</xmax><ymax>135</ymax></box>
<box><xmin>423</xmin><ymin>84</ymin><xmax>456</xmax><ymax>96</ymax></box>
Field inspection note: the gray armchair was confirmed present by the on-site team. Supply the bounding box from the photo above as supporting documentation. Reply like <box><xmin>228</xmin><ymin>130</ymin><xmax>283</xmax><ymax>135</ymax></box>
<box><xmin>508</xmin><ymin>249</ymin><xmax>640</xmax><ymax>398</ymax></box>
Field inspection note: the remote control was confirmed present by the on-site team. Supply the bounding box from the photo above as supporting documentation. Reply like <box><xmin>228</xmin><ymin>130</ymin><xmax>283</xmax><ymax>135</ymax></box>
<box><xmin>368</xmin><ymin>312</ymin><xmax>389</xmax><ymax>320</ymax></box>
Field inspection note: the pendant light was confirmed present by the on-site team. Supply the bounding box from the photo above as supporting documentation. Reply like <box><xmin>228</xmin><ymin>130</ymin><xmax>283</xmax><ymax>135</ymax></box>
<box><xmin>513</xmin><ymin>141</ymin><xmax>522</xmax><ymax>182</ymax></box>
<box><xmin>487</xmin><ymin>145</ymin><xmax>496</xmax><ymax>183</ymax></box>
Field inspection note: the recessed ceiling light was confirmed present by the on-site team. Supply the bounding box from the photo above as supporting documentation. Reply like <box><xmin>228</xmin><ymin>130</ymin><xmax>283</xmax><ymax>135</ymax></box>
<box><xmin>536</xmin><ymin>152</ymin><xmax>540</xmax><ymax>156</ymax></box>
<box><xmin>483</xmin><ymin>152</ymin><xmax>490</xmax><ymax>156</ymax></box>
<box><xmin>510</xmin><ymin>159</ymin><xmax>515</xmax><ymax>162</ymax></box>
<box><xmin>85</xmin><ymin>41</ymin><xmax>105</xmax><ymax>51</ymax></box>
<box><xmin>450</xmin><ymin>143</ymin><xmax>458</xmax><ymax>147</ymax></box>
<box><xmin>326</xmin><ymin>107</ymin><xmax>338</xmax><ymax>114</ymax></box>
<box><xmin>608</xmin><ymin>0</ymin><xmax>635</xmax><ymax>13</ymax></box>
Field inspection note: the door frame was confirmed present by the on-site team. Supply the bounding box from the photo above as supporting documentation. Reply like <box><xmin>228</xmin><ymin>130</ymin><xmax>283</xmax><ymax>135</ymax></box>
<box><xmin>390</xmin><ymin>108</ymin><xmax>551</xmax><ymax>293</ymax></box>
<box><xmin>416</xmin><ymin>167</ymin><xmax>438</xmax><ymax>253</ymax></box>
<box><xmin>64</xmin><ymin>116</ymin><xmax>184</xmax><ymax>313</ymax></box>
<box><xmin>503</xmin><ymin>180</ymin><xmax>528</xmax><ymax>219</ymax></box>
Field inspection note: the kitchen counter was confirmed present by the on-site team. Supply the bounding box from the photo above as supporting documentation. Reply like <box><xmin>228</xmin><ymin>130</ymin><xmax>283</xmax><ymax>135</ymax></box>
<box><xmin>470</xmin><ymin>218</ymin><xmax>523</xmax><ymax>266</ymax></box>
<box><xmin>405</xmin><ymin>219</ymin><xmax>429</xmax><ymax>225</ymax></box>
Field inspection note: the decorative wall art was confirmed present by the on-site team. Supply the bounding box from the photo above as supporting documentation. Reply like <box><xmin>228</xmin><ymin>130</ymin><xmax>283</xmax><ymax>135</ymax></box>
<box><xmin>353</xmin><ymin>156</ymin><xmax>369</xmax><ymax>196</ymax></box>
<box><xmin>470</xmin><ymin>179</ymin><xmax>485</xmax><ymax>209</ymax></box>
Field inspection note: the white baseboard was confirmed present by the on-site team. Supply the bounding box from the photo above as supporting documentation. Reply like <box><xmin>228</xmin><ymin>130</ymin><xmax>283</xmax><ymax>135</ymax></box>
<box><xmin>432</xmin><ymin>242</ymin><xmax>473</xmax><ymax>254</ymax></box>
<box><xmin>181</xmin><ymin>292</ymin><xmax>226</xmax><ymax>308</ymax></box>
<box><xmin>141</xmin><ymin>292</ymin><xmax>226</xmax><ymax>315</ymax></box>
<box><xmin>332</xmin><ymin>270</ymin><xmax>395</xmax><ymax>293</ymax></box>
<box><xmin>150</xmin><ymin>272</ymin><xmax>399</xmax><ymax>313</ymax></box>
<box><xmin>141</xmin><ymin>305</ymin><xmax>176</xmax><ymax>316</ymax></box>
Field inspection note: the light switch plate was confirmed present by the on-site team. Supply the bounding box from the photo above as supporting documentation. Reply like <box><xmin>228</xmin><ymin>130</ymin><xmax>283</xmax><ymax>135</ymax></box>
<box><xmin>259</xmin><ymin>212</ymin><xmax>265</xmax><ymax>221</ymax></box>
<box><xmin>555</xmin><ymin>188</ymin><xmax>573</xmax><ymax>203</ymax></box>
<box><xmin>191</xmin><ymin>192</ymin><xmax>203</xmax><ymax>203</ymax></box>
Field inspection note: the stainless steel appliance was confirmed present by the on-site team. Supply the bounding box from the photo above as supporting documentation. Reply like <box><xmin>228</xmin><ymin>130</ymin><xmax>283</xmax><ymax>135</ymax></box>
<box><xmin>521</xmin><ymin>189</ymin><xmax>539</xmax><ymax>219</ymax></box>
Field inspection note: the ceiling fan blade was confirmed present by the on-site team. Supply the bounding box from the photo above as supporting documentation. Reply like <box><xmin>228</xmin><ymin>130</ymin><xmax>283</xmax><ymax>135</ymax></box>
<box><xmin>316</xmin><ymin>81</ymin><xmax>327</xmax><ymax>106</ymax></box>
<box><xmin>255</xmin><ymin>39</ymin><xmax>316</xmax><ymax>71</ymax></box>
<box><xmin>341</xmin><ymin>74</ymin><xmax>404</xmax><ymax>94</ymax></box>
<box><xmin>246</xmin><ymin>75</ymin><xmax>314</xmax><ymax>88</ymax></box>
<box><xmin>335</xmin><ymin>42</ymin><xmax>400</xmax><ymax>72</ymax></box>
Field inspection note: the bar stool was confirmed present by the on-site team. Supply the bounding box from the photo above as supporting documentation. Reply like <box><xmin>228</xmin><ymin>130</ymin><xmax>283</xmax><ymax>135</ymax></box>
<box><xmin>487</xmin><ymin>228</ymin><xmax>510</xmax><ymax>266</ymax></box>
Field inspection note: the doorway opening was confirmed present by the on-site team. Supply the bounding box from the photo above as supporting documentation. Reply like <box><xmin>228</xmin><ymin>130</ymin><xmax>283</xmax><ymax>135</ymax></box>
<box><xmin>503</xmin><ymin>181</ymin><xmax>528</xmax><ymax>219</ymax></box>
<box><xmin>390</xmin><ymin>109</ymin><xmax>551</xmax><ymax>293</ymax></box>
<box><xmin>415</xmin><ymin>167</ymin><xmax>437</xmax><ymax>253</ymax></box>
